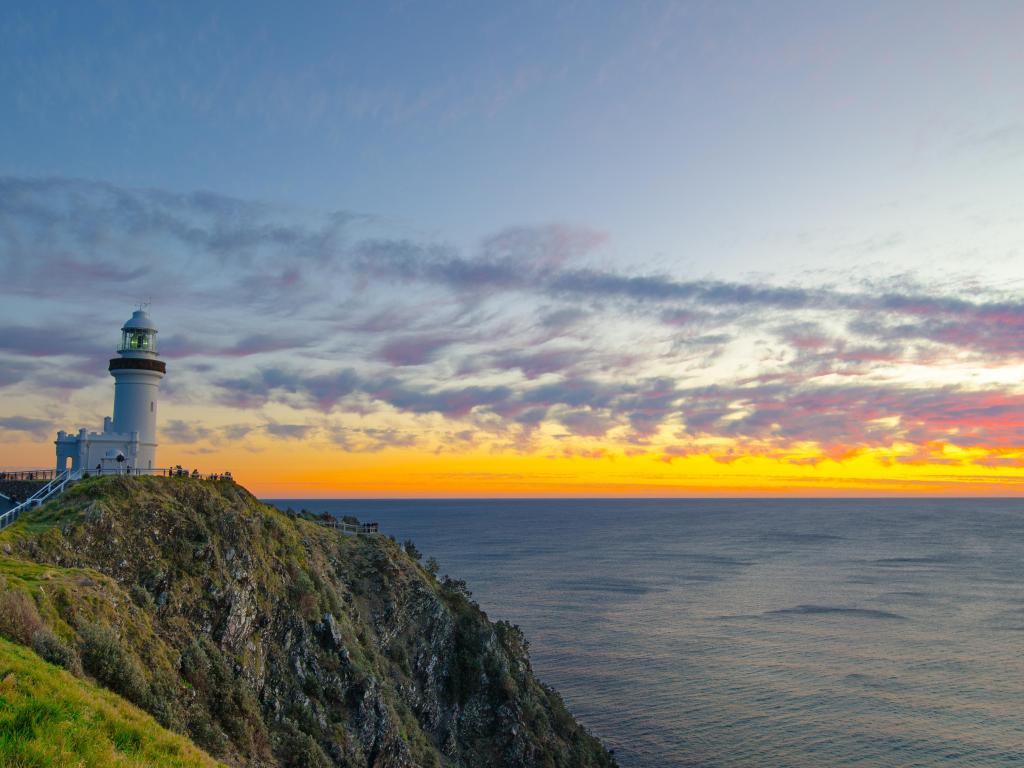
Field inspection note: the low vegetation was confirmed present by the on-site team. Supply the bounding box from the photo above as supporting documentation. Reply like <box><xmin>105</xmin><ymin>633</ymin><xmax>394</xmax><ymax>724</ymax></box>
<box><xmin>0</xmin><ymin>636</ymin><xmax>223</xmax><ymax>767</ymax></box>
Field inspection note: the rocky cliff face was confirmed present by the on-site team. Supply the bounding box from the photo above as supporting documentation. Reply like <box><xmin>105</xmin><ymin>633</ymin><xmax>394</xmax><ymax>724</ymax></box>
<box><xmin>0</xmin><ymin>476</ymin><xmax>616</xmax><ymax>768</ymax></box>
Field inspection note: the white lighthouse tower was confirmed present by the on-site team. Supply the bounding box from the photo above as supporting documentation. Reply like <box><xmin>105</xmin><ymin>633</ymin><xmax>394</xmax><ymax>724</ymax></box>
<box><xmin>109</xmin><ymin>309</ymin><xmax>165</xmax><ymax>468</ymax></box>
<box><xmin>55</xmin><ymin>309</ymin><xmax>167</xmax><ymax>473</ymax></box>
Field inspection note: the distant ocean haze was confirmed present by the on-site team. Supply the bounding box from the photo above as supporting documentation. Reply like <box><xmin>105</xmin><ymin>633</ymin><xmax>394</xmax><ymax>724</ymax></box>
<box><xmin>268</xmin><ymin>498</ymin><xmax>1024</xmax><ymax>768</ymax></box>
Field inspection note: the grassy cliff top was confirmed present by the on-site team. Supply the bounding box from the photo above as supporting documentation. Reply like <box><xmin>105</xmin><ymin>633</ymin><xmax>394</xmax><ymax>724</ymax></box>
<box><xmin>0</xmin><ymin>637</ymin><xmax>223</xmax><ymax>768</ymax></box>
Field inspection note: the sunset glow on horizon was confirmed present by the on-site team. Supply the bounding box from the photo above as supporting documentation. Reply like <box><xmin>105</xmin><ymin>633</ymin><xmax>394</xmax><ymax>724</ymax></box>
<box><xmin>3</xmin><ymin>2</ymin><xmax>1024</xmax><ymax>498</ymax></box>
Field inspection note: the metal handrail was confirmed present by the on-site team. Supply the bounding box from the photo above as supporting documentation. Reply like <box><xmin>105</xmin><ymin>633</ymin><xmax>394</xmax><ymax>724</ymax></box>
<box><xmin>87</xmin><ymin>467</ymin><xmax>233</xmax><ymax>479</ymax></box>
<box><xmin>0</xmin><ymin>469</ymin><xmax>57</xmax><ymax>482</ymax></box>
<box><xmin>318</xmin><ymin>518</ymin><xmax>380</xmax><ymax>535</ymax></box>
<box><xmin>89</xmin><ymin>467</ymin><xmax>173</xmax><ymax>477</ymax></box>
<box><xmin>2</xmin><ymin>467</ymin><xmax>234</xmax><ymax>480</ymax></box>
<box><xmin>0</xmin><ymin>468</ymin><xmax>82</xmax><ymax>530</ymax></box>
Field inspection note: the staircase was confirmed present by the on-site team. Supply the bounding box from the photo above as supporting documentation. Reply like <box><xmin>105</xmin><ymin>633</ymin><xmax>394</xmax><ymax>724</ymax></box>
<box><xmin>0</xmin><ymin>468</ymin><xmax>82</xmax><ymax>531</ymax></box>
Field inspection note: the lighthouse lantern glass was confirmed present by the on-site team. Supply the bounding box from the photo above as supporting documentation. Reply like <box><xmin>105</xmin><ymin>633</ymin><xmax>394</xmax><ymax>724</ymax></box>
<box><xmin>120</xmin><ymin>328</ymin><xmax>156</xmax><ymax>353</ymax></box>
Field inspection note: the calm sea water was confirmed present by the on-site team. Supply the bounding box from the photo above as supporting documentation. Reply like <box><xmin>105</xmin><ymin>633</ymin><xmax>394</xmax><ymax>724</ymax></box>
<box><xmin>267</xmin><ymin>498</ymin><xmax>1024</xmax><ymax>768</ymax></box>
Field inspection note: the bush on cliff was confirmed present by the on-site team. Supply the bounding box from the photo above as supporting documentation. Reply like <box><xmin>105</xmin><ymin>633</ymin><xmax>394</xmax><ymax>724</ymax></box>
<box><xmin>0</xmin><ymin>585</ymin><xmax>43</xmax><ymax>645</ymax></box>
<box><xmin>79</xmin><ymin>621</ymin><xmax>151</xmax><ymax>709</ymax></box>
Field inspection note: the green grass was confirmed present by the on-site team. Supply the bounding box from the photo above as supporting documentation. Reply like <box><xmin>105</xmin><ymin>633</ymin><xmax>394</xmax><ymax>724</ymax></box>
<box><xmin>0</xmin><ymin>638</ymin><xmax>224</xmax><ymax>768</ymax></box>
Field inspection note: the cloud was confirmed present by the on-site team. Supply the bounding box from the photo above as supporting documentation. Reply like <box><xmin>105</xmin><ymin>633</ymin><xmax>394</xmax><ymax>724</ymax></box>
<box><xmin>539</xmin><ymin>307</ymin><xmax>590</xmax><ymax>331</ymax></box>
<box><xmin>0</xmin><ymin>176</ymin><xmax>354</xmax><ymax>311</ymax></box>
<box><xmin>162</xmin><ymin>420</ymin><xmax>214</xmax><ymax>444</ymax></box>
<box><xmin>331</xmin><ymin>426</ymin><xmax>419</xmax><ymax>452</ymax></box>
<box><xmin>556</xmin><ymin>408</ymin><xmax>620</xmax><ymax>437</ymax></box>
<box><xmin>264</xmin><ymin>422</ymin><xmax>315</xmax><ymax>440</ymax></box>
<box><xmin>0</xmin><ymin>359</ymin><xmax>41</xmax><ymax>389</ymax></box>
<box><xmin>678</xmin><ymin>382</ymin><xmax>1024</xmax><ymax>451</ymax></box>
<box><xmin>211</xmin><ymin>363</ymin><xmax>685</xmax><ymax>440</ymax></box>
<box><xmin>849</xmin><ymin>313</ymin><xmax>1024</xmax><ymax>363</ymax></box>
<box><xmin>215</xmin><ymin>366</ymin><xmax>362</xmax><ymax>411</ymax></box>
<box><xmin>0</xmin><ymin>416</ymin><xmax>52</xmax><ymax>438</ymax></box>
<box><xmin>376</xmin><ymin>334</ymin><xmax>460</xmax><ymax>366</ymax></box>
<box><xmin>484</xmin><ymin>348</ymin><xmax>586</xmax><ymax>379</ymax></box>
<box><xmin>0</xmin><ymin>325</ymin><xmax>108</xmax><ymax>358</ymax></box>
<box><xmin>0</xmin><ymin>177</ymin><xmax>350</xmax><ymax>265</ymax></box>
<box><xmin>213</xmin><ymin>371</ymin><xmax>284</xmax><ymax>409</ymax></box>
<box><xmin>550</xmin><ymin>270</ymin><xmax>823</xmax><ymax>309</ymax></box>
<box><xmin>369</xmin><ymin>379</ymin><xmax>514</xmax><ymax>418</ymax></box>
<box><xmin>222</xmin><ymin>424</ymin><xmax>254</xmax><ymax>441</ymax></box>
<box><xmin>162</xmin><ymin>420</ymin><xmax>262</xmax><ymax>446</ymax></box>
<box><xmin>302</xmin><ymin>369</ymin><xmax>363</xmax><ymax>411</ymax></box>
<box><xmin>351</xmin><ymin>224</ymin><xmax>605</xmax><ymax>296</ymax></box>
<box><xmin>161</xmin><ymin>333</ymin><xmax>307</xmax><ymax>359</ymax></box>
<box><xmin>6</xmin><ymin>176</ymin><xmax>1024</xmax><ymax>463</ymax></box>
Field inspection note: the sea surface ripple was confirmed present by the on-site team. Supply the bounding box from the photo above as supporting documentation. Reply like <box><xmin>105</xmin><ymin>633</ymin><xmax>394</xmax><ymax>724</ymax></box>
<box><xmin>268</xmin><ymin>498</ymin><xmax>1024</xmax><ymax>767</ymax></box>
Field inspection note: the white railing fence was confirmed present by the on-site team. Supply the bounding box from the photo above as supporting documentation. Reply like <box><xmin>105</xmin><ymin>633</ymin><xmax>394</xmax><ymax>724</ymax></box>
<box><xmin>0</xmin><ymin>468</ymin><xmax>83</xmax><ymax>531</ymax></box>
<box><xmin>318</xmin><ymin>518</ymin><xmax>380</xmax><ymax>536</ymax></box>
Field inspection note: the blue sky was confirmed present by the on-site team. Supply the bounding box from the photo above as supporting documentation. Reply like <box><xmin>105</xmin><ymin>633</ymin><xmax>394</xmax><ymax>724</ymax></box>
<box><xmin>5</xmin><ymin>0</ymin><xmax>1023</xmax><ymax>275</ymax></box>
<box><xmin>3</xmin><ymin>2</ymin><xmax>1024</xmax><ymax>494</ymax></box>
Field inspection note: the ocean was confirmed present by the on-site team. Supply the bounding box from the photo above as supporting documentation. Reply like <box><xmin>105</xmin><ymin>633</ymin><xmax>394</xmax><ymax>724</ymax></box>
<box><xmin>267</xmin><ymin>498</ymin><xmax>1024</xmax><ymax>767</ymax></box>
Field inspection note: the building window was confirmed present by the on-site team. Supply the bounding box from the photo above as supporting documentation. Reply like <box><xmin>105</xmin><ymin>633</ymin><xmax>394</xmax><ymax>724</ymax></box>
<box><xmin>150</xmin><ymin>401</ymin><xmax>154</xmax><ymax>412</ymax></box>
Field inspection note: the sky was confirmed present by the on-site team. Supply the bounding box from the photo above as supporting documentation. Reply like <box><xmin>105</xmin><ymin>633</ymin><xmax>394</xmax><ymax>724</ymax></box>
<box><xmin>2</xmin><ymin>1</ymin><xmax>1024</xmax><ymax>497</ymax></box>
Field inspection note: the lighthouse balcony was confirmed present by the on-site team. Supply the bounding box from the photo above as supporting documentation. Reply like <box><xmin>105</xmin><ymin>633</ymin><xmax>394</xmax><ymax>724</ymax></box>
<box><xmin>109</xmin><ymin>357</ymin><xmax>166</xmax><ymax>373</ymax></box>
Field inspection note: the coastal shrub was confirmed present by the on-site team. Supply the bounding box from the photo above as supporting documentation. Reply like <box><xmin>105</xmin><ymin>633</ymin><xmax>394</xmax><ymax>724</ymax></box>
<box><xmin>180</xmin><ymin>637</ymin><xmax>263</xmax><ymax>751</ymax></box>
<box><xmin>441</xmin><ymin>576</ymin><xmax>472</xmax><ymax>602</ymax></box>
<box><xmin>276</xmin><ymin>720</ymin><xmax>332</xmax><ymax>768</ymax></box>
<box><xmin>403</xmin><ymin>539</ymin><xmax>422</xmax><ymax>561</ymax></box>
<box><xmin>289</xmin><ymin>569</ymin><xmax>318</xmax><ymax>620</ymax></box>
<box><xmin>180</xmin><ymin>638</ymin><xmax>212</xmax><ymax>695</ymax></box>
<box><xmin>301</xmin><ymin>672</ymin><xmax>324</xmax><ymax>700</ymax></box>
<box><xmin>31</xmin><ymin>628</ymin><xmax>82</xmax><ymax>675</ymax></box>
<box><xmin>0</xmin><ymin>587</ymin><xmax>44</xmax><ymax>645</ymax></box>
<box><xmin>541</xmin><ymin>683</ymin><xmax>578</xmax><ymax>735</ymax></box>
<box><xmin>78</xmin><ymin>621</ymin><xmax>149</xmax><ymax>707</ymax></box>
<box><xmin>387</xmin><ymin>640</ymin><xmax>411</xmax><ymax>676</ymax></box>
<box><xmin>129</xmin><ymin>582</ymin><xmax>157</xmax><ymax>612</ymax></box>
<box><xmin>499</xmin><ymin>672</ymin><xmax>517</xmax><ymax>701</ymax></box>
<box><xmin>496</xmin><ymin>620</ymin><xmax>529</xmax><ymax>656</ymax></box>
<box><xmin>188</xmin><ymin>712</ymin><xmax>229</xmax><ymax>756</ymax></box>
<box><xmin>425</xmin><ymin>557</ymin><xmax>440</xmax><ymax>578</ymax></box>
<box><xmin>449</xmin><ymin>612</ymin><xmax>484</xmax><ymax>704</ymax></box>
<box><xmin>144</xmin><ymin>664</ymin><xmax>185</xmax><ymax>731</ymax></box>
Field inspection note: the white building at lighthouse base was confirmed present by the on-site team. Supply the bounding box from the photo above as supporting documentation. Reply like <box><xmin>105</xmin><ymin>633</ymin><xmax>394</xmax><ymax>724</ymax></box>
<box><xmin>55</xmin><ymin>418</ymin><xmax>153</xmax><ymax>474</ymax></box>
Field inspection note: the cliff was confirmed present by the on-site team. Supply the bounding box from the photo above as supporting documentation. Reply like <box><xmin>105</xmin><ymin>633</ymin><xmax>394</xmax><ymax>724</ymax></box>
<box><xmin>0</xmin><ymin>476</ymin><xmax>617</xmax><ymax>768</ymax></box>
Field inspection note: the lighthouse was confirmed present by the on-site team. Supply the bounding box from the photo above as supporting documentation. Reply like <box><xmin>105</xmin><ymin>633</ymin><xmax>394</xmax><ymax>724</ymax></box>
<box><xmin>55</xmin><ymin>309</ymin><xmax>167</xmax><ymax>473</ymax></box>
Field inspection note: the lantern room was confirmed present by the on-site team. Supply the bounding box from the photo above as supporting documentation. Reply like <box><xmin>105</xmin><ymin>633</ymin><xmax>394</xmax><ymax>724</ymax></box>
<box><xmin>118</xmin><ymin>310</ymin><xmax>158</xmax><ymax>356</ymax></box>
